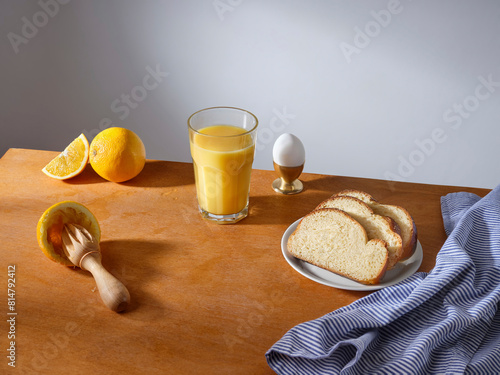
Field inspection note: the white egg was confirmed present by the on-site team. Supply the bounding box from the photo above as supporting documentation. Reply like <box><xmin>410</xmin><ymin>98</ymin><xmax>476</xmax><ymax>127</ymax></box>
<box><xmin>273</xmin><ymin>133</ymin><xmax>305</xmax><ymax>167</ymax></box>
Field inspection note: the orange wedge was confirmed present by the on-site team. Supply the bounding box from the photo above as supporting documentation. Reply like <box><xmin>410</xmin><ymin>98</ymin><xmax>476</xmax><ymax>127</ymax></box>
<box><xmin>42</xmin><ymin>134</ymin><xmax>89</xmax><ymax>180</ymax></box>
<box><xmin>37</xmin><ymin>201</ymin><xmax>101</xmax><ymax>266</ymax></box>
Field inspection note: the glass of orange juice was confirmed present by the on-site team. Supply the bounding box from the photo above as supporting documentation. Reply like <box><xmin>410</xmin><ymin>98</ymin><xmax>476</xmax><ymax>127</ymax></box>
<box><xmin>188</xmin><ymin>107</ymin><xmax>258</xmax><ymax>223</ymax></box>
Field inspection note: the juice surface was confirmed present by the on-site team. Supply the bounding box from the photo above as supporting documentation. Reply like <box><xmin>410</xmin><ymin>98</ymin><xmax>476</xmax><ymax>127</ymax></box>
<box><xmin>190</xmin><ymin>125</ymin><xmax>255</xmax><ymax>215</ymax></box>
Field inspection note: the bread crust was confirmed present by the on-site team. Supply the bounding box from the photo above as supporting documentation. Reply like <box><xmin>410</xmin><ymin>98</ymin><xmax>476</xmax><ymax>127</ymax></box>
<box><xmin>382</xmin><ymin>216</ymin><xmax>402</xmax><ymax>237</ymax></box>
<box><xmin>403</xmin><ymin>219</ymin><xmax>418</xmax><ymax>259</ymax></box>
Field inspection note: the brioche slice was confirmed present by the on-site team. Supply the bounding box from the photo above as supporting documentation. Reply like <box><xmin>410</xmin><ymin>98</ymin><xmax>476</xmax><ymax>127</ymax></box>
<box><xmin>287</xmin><ymin>208</ymin><xmax>389</xmax><ymax>285</ymax></box>
<box><xmin>335</xmin><ymin>190</ymin><xmax>417</xmax><ymax>260</ymax></box>
<box><xmin>316</xmin><ymin>196</ymin><xmax>403</xmax><ymax>270</ymax></box>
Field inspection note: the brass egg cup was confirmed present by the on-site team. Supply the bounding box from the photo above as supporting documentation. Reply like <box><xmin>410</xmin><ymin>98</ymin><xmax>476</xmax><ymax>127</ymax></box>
<box><xmin>272</xmin><ymin>161</ymin><xmax>304</xmax><ymax>195</ymax></box>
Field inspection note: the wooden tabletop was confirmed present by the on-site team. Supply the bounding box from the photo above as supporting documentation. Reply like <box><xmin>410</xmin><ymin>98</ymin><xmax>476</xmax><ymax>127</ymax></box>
<box><xmin>0</xmin><ymin>148</ymin><xmax>491</xmax><ymax>374</ymax></box>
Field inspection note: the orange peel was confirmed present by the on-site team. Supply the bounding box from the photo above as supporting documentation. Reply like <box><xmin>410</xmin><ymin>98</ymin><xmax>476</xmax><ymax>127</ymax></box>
<box><xmin>37</xmin><ymin>201</ymin><xmax>101</xmax><ymax>266</ymax></box>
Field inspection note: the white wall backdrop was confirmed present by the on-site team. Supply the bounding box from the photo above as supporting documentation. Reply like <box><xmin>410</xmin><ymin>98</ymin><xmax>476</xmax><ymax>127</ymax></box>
<box><xmin>1</xmin><ymin>0</ymin><xmax>499</xmax><ymax>189</ymax></box>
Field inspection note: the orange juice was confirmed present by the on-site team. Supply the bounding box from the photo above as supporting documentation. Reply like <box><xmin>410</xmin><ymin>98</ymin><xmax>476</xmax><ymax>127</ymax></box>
<box><xmin>190</xmin><ymin>125</ymin><xmax>255</xmax><ymax>216</ymax></box>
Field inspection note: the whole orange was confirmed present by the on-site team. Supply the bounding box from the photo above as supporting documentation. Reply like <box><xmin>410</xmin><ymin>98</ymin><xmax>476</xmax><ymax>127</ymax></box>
<box><xmin>89</xmin><ymin>127</ymin><xmax>146</xmax><ymax>182</ymax></box>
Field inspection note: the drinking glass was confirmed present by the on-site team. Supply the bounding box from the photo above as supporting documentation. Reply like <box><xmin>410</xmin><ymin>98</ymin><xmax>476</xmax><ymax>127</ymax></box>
<box><xmin>188</xmin><ymin>107</ymin><xmax>258</xmax><ymax>223</ymax></box>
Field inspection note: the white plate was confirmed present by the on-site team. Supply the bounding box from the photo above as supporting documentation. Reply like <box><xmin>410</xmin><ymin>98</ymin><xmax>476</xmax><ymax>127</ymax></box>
<box><xmin>282</xmin><ymin>217</ymin><xmax>423</xmax><ymax>291</ymax></box>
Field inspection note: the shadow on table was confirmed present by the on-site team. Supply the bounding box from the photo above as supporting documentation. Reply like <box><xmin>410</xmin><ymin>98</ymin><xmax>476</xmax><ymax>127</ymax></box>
<box><xmin>243</xmin><ymin>171</ymin><xmax>406</xmax><ymax>226</ymax></box>
<box><xmin>243</xmin><ymin>192</ymin><xmax>333</xmax><ymax>226</ymax></box>
<box><xmin>99</xmin><ymin>239</ymin><xmax>172</xmax><ymax>316</ymax></box>
<box><xmin>122</xmin><ymin>161</ymin><xmax>195</xmax><ymax>188</ymax></box>
<box><xmin>239</xmin><ymin>173</ymin><xmax>349</xmax><ymax>226</ymax></box>
<box><xmin>302</xmin><ymin>174</ymin><xmax>342</xmax><ymax>192</ymax></box>
<box><xmin>64</xmin><ymin>160</ymin><xmax>195</xmax><ymax>188</ymax></box>
<box><xmin>63</xmin><ymin>164</ymin><xmax>105</xmax><ymax>185</ymax></box>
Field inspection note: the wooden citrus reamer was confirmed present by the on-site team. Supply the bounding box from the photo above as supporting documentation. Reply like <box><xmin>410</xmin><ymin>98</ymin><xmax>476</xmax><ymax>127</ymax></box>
<box><xmin>61</xmin><ymin>223</ymin><xmax>130</xmax><ymax>312</ymax></box>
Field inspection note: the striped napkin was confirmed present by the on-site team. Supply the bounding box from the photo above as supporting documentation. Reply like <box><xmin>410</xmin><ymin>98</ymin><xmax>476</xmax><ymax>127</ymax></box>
<box><xmin>266</xmin><ymin>186</ymin><xmax>500</xmax><ymax>374</ymax></box>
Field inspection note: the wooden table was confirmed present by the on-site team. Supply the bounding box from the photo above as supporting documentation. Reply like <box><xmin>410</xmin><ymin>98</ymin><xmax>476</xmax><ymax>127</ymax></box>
<box><xmin>0</xmin><ymin>148</ymin><xmax>491</xmax><ymax>374</ymax></box>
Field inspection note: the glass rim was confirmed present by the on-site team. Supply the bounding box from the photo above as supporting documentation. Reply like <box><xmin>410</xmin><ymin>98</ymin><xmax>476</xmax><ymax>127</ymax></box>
<box><xmin>187</xmin><ymin>106</ymin><xmax>259</xmax><ymax>137</ymax></box>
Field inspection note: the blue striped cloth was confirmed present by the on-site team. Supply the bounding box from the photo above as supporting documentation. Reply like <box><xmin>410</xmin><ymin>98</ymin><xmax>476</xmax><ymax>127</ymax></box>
<box><xmin>266</xmin><ymin>186</ymin><xmax>500</xmax><ymax>374</ymax></box>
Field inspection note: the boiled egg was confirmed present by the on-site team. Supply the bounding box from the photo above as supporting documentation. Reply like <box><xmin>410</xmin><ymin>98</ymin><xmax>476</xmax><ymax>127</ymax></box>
<box><xmin>272</xmin><ymin>133</ymin><xmax>305</xmax><ymax>167</ymax></box>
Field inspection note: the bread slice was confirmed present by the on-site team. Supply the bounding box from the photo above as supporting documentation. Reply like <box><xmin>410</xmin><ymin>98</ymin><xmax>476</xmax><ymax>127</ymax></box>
<box><xmin>316</xmin><ymin>196</ymin><xmax>403</xmax><ymax>270</ymax></box>
<box><xmin>287</xmin><ymin>208</ymin><xmax>389</xmax><ymax>285</ymax></box>
<box><xmin>335</xmin><ymin>190</ymin><xmax>417</xmax><ymax>260</ymax></box>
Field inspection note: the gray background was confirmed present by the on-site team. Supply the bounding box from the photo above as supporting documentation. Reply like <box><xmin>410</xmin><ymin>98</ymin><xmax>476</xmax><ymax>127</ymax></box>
<box><xmin>1</xmin><ymin>0</ymin><xmax>499</xmax><ymax>188</ymax></box>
